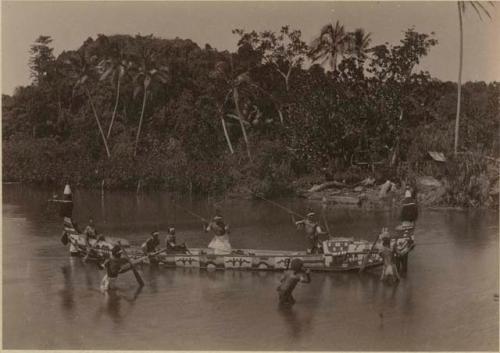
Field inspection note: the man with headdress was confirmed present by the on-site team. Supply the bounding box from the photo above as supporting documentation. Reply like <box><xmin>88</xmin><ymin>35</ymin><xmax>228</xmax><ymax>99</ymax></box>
<box><xmin>204</xmin><ymin>214</ymin><xmax>232</xmax><ymax>254</ymax></box>
<box><xmin>99</xmin><ymin>245</ymin><xmax>130</xmax><ymax>291</ymax></box>
<box><xmin>400</xmin><ymin>187</ymin><xmax>419</xmax><ymax>228</ymax></box>
<box><xmin>295</xmin><ymin>211</ymin><xmax>327</xmax><ymax>254</ymax></box>
<box><xmin>394</xmin><ymin>187</ymin><xmax>418</xmax><ymax>274</ymax></box>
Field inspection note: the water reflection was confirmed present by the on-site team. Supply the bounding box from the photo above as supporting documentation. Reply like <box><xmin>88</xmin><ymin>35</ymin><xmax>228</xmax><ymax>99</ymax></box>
<box><xmin>97</xmin><ymin>286</ymin><xmax>143</xmax><ymax>325</ymax></box>
<box><xmin>59</xmin><ymin>264</ymin><xmax>75</xmax><ymax>313</ymax></box>
<box><xmin>278</xmin><ymin>306</ymin><xmax>304</xmax><ymax>340</ymax></box>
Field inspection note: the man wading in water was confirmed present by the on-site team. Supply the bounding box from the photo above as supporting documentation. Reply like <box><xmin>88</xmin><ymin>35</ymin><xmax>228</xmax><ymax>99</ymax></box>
<box><xmin>378</xmin><ymin>233</ymin><xmax>400</xmax><ymax>284</ymax></box>
<box><xmin>99</xmin><ymin>245</ymin><xmax>131</xmax><ymax>291</ymax></box>
<box><xmin>277</xmin><ymin>258</ymin><xmax>311</xmax><ymax>307</ymax></box>
<box><xmin>295</xmin><ymin>212</ymin><xmax>327</xmax><ymax>254</ymax></box>
<box><xmin>204</xmin><ymin>214</ymin><xmax>232</xmax><ymax>254</ymax></box>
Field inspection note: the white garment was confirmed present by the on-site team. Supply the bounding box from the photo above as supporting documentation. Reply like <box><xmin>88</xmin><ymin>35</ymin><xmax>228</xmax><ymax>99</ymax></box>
<box><xmin>208</xmin><ymin>235</ymin><xmax>232</xmax><ymax>254</ymax></box>
<box><xmin>69</xmin><ymin>242</ymin><xmax>78</xmax><ymax>254</ymax></box>
<box><xmin>100</xmin><ymin>275</ymin><xmax>117</xmax><ymax>292</ymax></box>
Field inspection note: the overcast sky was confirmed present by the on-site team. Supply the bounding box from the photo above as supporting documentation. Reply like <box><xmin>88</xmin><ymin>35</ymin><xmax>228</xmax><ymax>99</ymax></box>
<box><xmin>2</xmin><ymin>1</ymin><xmax>499</xmax><ymax>95</ymax></box>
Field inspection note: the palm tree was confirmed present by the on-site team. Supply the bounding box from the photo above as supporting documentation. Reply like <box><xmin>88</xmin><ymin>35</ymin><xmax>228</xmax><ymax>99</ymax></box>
<box><xmin>346</xmin><ymin>28</ymin><xmax>372</xmax><ymax>60</ymax></box>
<box><xmin>454</xmin><ymin>1</ymin><xmax>494</xmax><ymax>155</ymax></box>
<box><xmin>64</xmin><ymin>50</ymin><xmax>111</xmax><ymax>158</ymax></box>
<box><xmin>97</xmin><ymin>38</ymin><xmax>132</xmax><ymax>139</ymax></box>
<box><xmin>214</xmin><ymin>58</ymin><xmax>253</xmax><ymax>160</ymax></box>
<box><xmin>309</xmin><ymin>21</ymin><xmax>349</xmax><ymax>71</ymax></box>
<box><xmin>130</xmin><ymin>35</ymin><xmax>168</xmax><ymax>157</ymax></box>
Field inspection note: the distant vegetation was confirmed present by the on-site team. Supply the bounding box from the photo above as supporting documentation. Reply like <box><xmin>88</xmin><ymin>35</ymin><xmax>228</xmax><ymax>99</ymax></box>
<box><xmin>2</xmin><ymin>25</ymin><xmax>498</xmax><ymax>206</ymax></box>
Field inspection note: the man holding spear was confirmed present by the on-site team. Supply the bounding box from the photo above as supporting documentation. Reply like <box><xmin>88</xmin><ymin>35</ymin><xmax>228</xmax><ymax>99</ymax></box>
<box><xmin>294</xmin><ymin>212</ymin><xmax>328</xmax><ymax>254</ymax></box>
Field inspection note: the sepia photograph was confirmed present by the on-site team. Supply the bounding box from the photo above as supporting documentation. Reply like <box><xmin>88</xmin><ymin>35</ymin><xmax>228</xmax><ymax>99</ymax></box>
<box><xmin>2</xmin><ymin>0</ymin><xmax>499</xmax><ymax>351</ymax></box>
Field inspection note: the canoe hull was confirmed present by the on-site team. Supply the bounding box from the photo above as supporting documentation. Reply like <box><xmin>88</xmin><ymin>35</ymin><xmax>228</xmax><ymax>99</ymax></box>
<box><xmin>62</xmin><ymin>217</ymin><xmax>413</xmax><ymax>273</ymax></box>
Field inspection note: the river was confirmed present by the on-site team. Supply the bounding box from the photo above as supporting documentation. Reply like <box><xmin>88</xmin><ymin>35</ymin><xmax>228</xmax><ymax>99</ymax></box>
<box><xmin>2</xmin><ymin>184</ymin><xmax>498</xmax><ymax>350</ymax></box>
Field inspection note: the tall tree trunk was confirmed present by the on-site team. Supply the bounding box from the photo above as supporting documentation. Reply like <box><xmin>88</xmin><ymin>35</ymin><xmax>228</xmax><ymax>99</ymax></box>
<box><xmin>134</xmin><ymin>89</ymin><xmax>148</xmax><ymax>157</ymax></box>
<box><xmin>107</xmin><ymin>78</ymin><xmax>121</xmax><ymax>139</ymax></box>
<box><xmin>85</xmin><ymin>87</ymin><xmax>111</xmax><ymax>158</ymax></box>
<box><xmin>454</xmin><ymin>2</ymin><xmax>463</xmax><ymax>156</ymax></box>
<box><xmin>220</xmin><ymin>113</ymin><xmax>234</xmax><ymax>154</ymax></box>
<box><xmin>278</xmin><ymin>108</ymin><xmax>284</xmax><ymax>125</ymax></box>
<box><xmin>232</xmin><ymin>87</ymin><xmax>251</xmax><ymax>160</ymax></box>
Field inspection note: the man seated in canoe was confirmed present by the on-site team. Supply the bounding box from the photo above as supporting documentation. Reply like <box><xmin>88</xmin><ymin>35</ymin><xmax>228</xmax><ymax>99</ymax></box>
<box><xmin>295</xmin><ymin>212</ymin><xmax>327</xmax><ymax>254</ymax></box>
<box><xmin>165</xmin><ymin>227</ymin><xmax>189</xmax><ymax>254</ymax></box>
<box><xmin>83</xmin><ymin>218</ymin><xmax>105</xmax><ymax>258</ymax></box>
<box><xmin>141</xmin><ymin>231</ymin><xmax>161</xmax><ymax>265</ymax></box>
<box><xmin>99</xmin><ymin>245</ymin><xmax>131</xmax><ymax>291</ymax></box>
<box><xmin>204</xmin><ymin>214</ymin><xmax>232</xmax><ymax>254</ymax></box>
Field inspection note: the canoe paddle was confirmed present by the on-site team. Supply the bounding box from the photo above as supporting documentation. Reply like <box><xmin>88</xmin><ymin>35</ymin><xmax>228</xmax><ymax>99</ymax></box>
<box><xmin>118</xmin><ymin>241</ymin><xmax>144</xmax><ymax>287</ymax></box>
<box><xmin>124</xmin><ymin>247</ymin><xmax>169</xmax><ymax>267</ymax></box>
<box><xmin>359</xmin><ymin>229</ymin><xmax>383</xmax><ymax>273</ymax></box>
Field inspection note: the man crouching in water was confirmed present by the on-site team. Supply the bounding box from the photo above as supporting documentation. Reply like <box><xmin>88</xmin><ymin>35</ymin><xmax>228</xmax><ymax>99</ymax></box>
<box><xmin>99</xmin><ymin>245</ymin><xmax>131</xmax><ymax>292</ymax></box>
<box><xmin>277</xmin><ymin>258</ymin><xmax>311</xmax><ymax>307</ymax></box>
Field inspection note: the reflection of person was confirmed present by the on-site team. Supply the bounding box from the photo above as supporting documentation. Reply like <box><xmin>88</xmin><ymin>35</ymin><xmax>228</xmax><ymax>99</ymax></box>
<box><xmin>277</xmin><ymin>259</ymin><xmax>311</xmax><ymax>307</ymax></box>
<box><xmin>295</xmin><ymin>212</ymin><xmax>327</xmax><ymax>254</ymax></box>
<box><xmin>204</xmin><ymin>215</ymin><xmax>232</xmax><ymax>254</ymax></box>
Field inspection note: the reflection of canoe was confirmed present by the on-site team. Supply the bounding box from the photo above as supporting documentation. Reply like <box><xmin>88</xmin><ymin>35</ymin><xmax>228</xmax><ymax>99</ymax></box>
<box><xmin>63</xmin><ymin>217</ymin><xmax>415</xmax><ymax>272</ymax></box>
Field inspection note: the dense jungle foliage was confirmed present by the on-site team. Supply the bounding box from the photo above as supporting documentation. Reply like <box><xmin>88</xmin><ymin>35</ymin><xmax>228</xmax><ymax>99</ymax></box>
<box><xmin>2</xmin><ymin>26</ymin><xmax>499</xmax><ymax>204</ymax></box>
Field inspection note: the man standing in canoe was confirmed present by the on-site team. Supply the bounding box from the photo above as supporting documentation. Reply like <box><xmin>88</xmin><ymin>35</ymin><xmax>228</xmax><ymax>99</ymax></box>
<box><xmin>295</xmin><ymin>212</ymin><xmax>327</xmax><ymax>254</ymax></box>
<box><xmin>100</xmin><ymin>245</ymin><xmax>130</xmax><ymax>291</ymax></box>
<box><xmin>277</xmin><ymin>258</ymin><xmax>311</xmax><ymax>307</ymax></box>
<box><xmin>394</xmin><ymin>187</ymin><xmax>418</xmax><ymax>274</ymax></box>
<box><xmin>204</xmin><ymin>214</ymin><xmax>232</xmax><ymax>254</ymax></box>
<box><xmin>400</xmin><ymin>187</ymin><xmax>419</xmax><ymax>228</ymax></box>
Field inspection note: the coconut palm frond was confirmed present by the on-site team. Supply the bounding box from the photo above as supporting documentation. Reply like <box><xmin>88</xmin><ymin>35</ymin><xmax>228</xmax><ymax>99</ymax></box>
<box><xmin>471</xmin><ymin>1</ymin><xmax>493</xmax><ymax>19</ymax></box>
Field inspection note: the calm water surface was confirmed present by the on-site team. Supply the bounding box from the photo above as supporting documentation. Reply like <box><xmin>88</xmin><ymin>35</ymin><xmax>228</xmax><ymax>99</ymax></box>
<box><xmin>2</xmin><ymin>184</ymin><xmax>498</xmax><ymax>350</ymax></box>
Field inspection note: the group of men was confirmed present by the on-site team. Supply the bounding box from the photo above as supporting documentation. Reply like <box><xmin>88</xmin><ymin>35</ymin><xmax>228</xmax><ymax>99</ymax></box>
<box><xmin>74</xmin><ymin>186</ymin><xmax>418</xmax><ymax>302</ymax></box>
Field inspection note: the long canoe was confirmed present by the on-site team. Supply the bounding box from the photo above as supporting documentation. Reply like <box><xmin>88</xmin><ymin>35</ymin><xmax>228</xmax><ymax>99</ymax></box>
<box><xmin>62</xmin><ymin>217</ymin><xmax>415</xmax><ymax>272</ymax></box>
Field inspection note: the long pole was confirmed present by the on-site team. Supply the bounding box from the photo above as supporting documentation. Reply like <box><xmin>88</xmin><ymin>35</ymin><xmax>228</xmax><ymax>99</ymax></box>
<box><xmin>253</xmin><ymin>194</ymin><xmax>305</xmax><ymax>218</ymax></box>
<box><xmin>172</xmin><ymin>203</ymin><xmax>208</xmax><ymax>223</ymax></box>
<box><xmin>454</xmin><ymin>2</ymin><xmax>463</xmax><ymax>156</ymax></box>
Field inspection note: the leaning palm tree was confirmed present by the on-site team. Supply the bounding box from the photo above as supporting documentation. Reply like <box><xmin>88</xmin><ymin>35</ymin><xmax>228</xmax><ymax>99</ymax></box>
<box><xmin>130</xmin><ymin>35</ymin><xmax>168</xmax><ymax>157</ymax></box>
<box><xmin>454</xmin><ymin>1</ymin><xmax>494</xmax><ymax>155</ymax></box>
<box><xmin>63</xmin><ymin>50</ymin><xmax>111</xmax><ymax>158</ymax></box>
<box><xmin>309</xmin><ymin>21</ymin><xmax>349</xmax><ymax>71</ymax></box>
<box><xmin>97</xmin><ymin>39</ymin><xmax>132</xmax><ymax>139</ymax></box>
<box><xmin>214</xmin><ymin>57</ymin><xmax>253</xmax><ymax>161</ymax></box>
